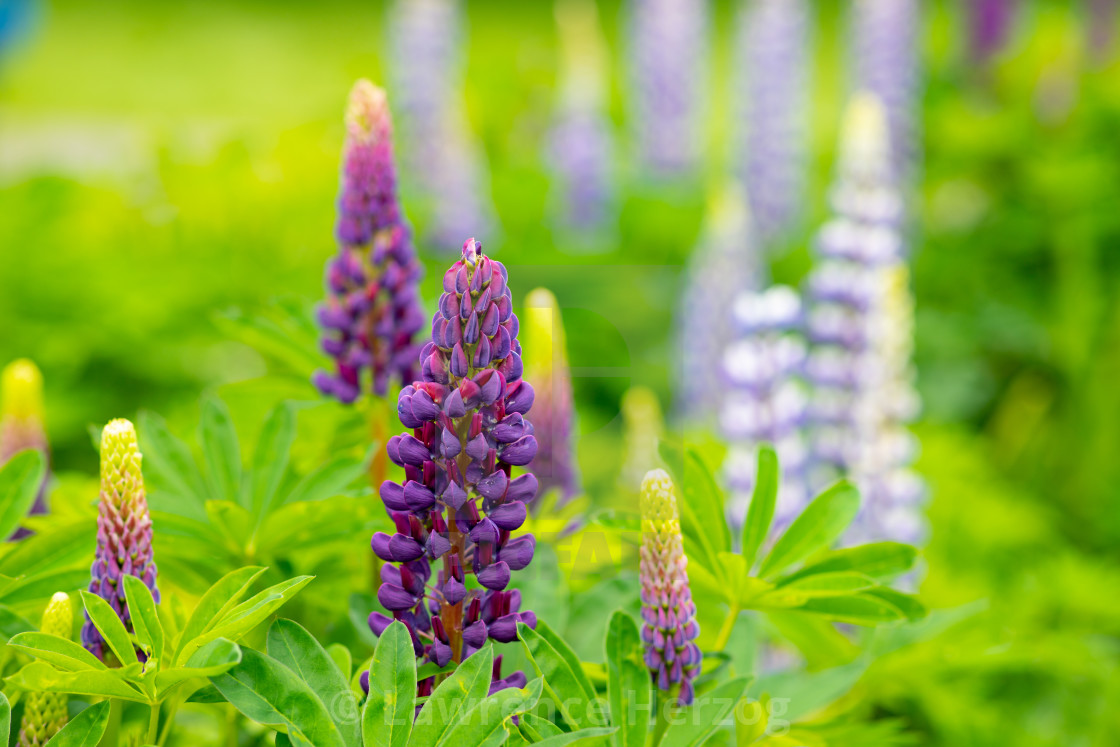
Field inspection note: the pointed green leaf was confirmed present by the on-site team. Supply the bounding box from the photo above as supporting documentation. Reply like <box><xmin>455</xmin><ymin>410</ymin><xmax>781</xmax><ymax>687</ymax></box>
<box><xmin>199</xmin><ymin>396</ymin><xmax>242</xmax><ymax>504</ymax></box>
<box><xmin>604</xmin><ymin>611</ymin><xmax>650</xmax><ymax>747</ymax></box>
<box><xmin>535</xmin><ymin>728</ymin><xmax>619</xmax><ymax>746</ymax></box>
<box><xmin>79</xmin><ymin>591</ymin><xmax>138</xmax><ymax>666</ymax></box>
<box><xmin>283</xmin><ymin>454</ymin><xmax>366</xmax><ymax>505</ymax></box>
<box><xmin>517</xmin><ymin>622</ymin><xmax>594</xmax><ymax>729</ymax></box>
<box><xmin>7</xmin><ymin>632</ymin><xmax>107</xmax><ymax>671</ymax></box>
<box><xmin>660</xmin><ymin>676</ymin><xmax>751</xmax><ymax>747</ymax></box>
<box><xmin>782</xmin><ymin>542</ymin><xmax>919</xmax><ymax>583</ymax></box>
<box><xmin>519</xmin><ymin>713</ymin><xmax>563</xmax><ymax>740</ymax></box>
<box><xmin>741</xmin><ymin>445</ymin><xmax>779</xmax><ymax>570</ymax></box>
<box><xmin>536</xmin><ymin>620</ymin><xmax>596</xmax><ymax>699</ymax></box>
<box><xmin>6</xmin><ymin>661</ymin><xmax>147</xmax><ymax>702</ymax></box>
<box><xmin>861</xmin><ymin>588</ymin><xmax>926</xmax><ymax>621</ymax></box>
<box><xmin>797</xmin><ymin>594</ymin><xmax>908</xmax><ymax>625</ymax></box>
<box><xmin>0</xmin><ymin>691</ymin><xmax>8</xmax><ymax>743</ymax></box>
<box><xmin>327</xmin><ymin>643</ymin><xmax>352</xmax><ymax>683</ymax></box>
<box><xmin>174</xmin><ymin>565</ymin><xmax>267</xmax><ymax>662</ymax></box>
<box><xmin>122</xmin><ymin>574</ymin><xmax>164</xmax><ymax>663</ymax></box>
<box><xmin>42</xmin><ymin>700</ymin><xmax>111</xmax><ymax>746</ymax></box>
<box><xmin>759</xmin><ymin>482</ymin><xmax>860</xmax><ymax>579</ymax></box>
<box><xmin>0</xmin><ymin>450</ymin><xmax>46</xmax><ymax>539</ymax></box>
<box><xmin>410</xmin><ymin>645</ymin><xmax>494</xmax><ymax>747</ymax></box>
<box><xmin>0</xmin><ymin>604</ymin><xmax>34</xmax><ymax>642</ymax></box>
<box><xmin>364</xmin><ymin>621</ymin><xmax>416</xmax><ymax>747</ymax></box>
<box><xmin>268</xmin><ymin>619</ymin><xmax>362</xmax><ymax>747</ymax></box>
<box><xmin>155</xmin><ymin>638</ymin><xmax>242</xmax><ymax>696</ymax></box>
<box><xmin>137</xmin><ymin>409</ymin><xmax>207</xmax><ymax>513</ymax></box>
<box><xmin>250</xmin><ymin>403</ymin><xmax>296</xmax><ymax>520</ymax></box>
<box><xmin>437</xmin><ymin>677</ymin><xmax>544</xmax><ymax>747</ymax></box>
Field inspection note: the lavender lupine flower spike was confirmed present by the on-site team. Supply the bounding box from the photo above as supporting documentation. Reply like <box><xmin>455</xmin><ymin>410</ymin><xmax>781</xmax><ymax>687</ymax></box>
<box><xmin>314</xmin><ymin>80</ymin><xmax>425</xmax><ymax>404</ymax></box>
<box><xmin>18</xmin><ymin>592</ymin><xmax>72</xmax><ymax>746</ymax></box>
<box><xmin>736</xmin><ymin>0</ymin><xmax>811</xmax><ymax>244</ymax></box>
<box><xmin>365</xmin><ymin>238</ymin><xmax>537</xmax><ymax>697</ymax></box>
<box><xmin>722</xmin><ymin>286</ymin><xmax>810</xmax><ymax>533</ymax></box>
<box><xmin>806</xmin><ymin>94</ymin><xmax>924</xmax><ymax>544</ymax></box>
<box><xmin>1</xmin><ymin>359</ymin><xmax>50</xmax><ymax>530</ymax></box>
<box><xmin>677</xmin><ymin>184</ymin><xmax>760</xmax><ymax>425</ymax></box>
<box><xmin>522</xmin><ymin>288</ymin><xmax>580</xmax><ymax>505</ymax></box>
<box><xmin>851</xmin><ymin>0</ymin><xmax>922</xmax><ymax>182</ymax></box>
<box><xmin>969</xmin><ymin>0</ymin><xmax>1017</xmax><ymax>65</ymax></box>
<box><xmin>639</xmin><ymin>469</ymin><xmax>701</xmax><ymax>705</ymax></box>
<box><xmin>82</xmin><ymin>419</ymin><xmax>159</xmax><ymax>660</ymax></box>
<box><xmin>630</xmin><ymin>0</ymin><xmax>708</xmax><ymax>175</ymax></box>
<box><xmin>550</xmin><ymin>0</ymin><xmax>614</xmax><ymax>235</ymax></box>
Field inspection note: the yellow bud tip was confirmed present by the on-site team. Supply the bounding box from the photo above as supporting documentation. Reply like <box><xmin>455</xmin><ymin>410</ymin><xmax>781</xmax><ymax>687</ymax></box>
<box><xmin>622</xmin><ymin>386</ymin><xmax>662</xmax><ymax>422</ymax></box>
<box><xmin>42</xmin><ymin>591</ymin><xmax>72</xmax><ymax>639</ymax></box>
<box><xmin>523</xmin><ymin>288</ymin><xmax>568</xmax><ymax>374</ymax></box>
<box><xmin>841</xmin><ymin>91</ymin><xmax>890</xmax><ymax>169</ymax></box>
<box><xmin>346</xmin><ymin>79</ymin><xmax>390</xmax><ymax>143</ymax></box>
<box><xmin>640</xmin><ymin>468</ymin><xmax>680</xmax><ymax>531</ymax></box>
<box><xmin>2</xmin><ymin>359</ymin><xmax>44</xmax><ymax>420</ymax></box>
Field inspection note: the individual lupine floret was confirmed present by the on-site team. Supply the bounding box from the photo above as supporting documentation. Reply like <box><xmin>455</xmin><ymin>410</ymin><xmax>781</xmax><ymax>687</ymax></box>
<box><xmin>851</xmin><ymin>0</ymin><xmax>922</xmax><ymax>182</ymax></box>
<box><xmin>629</xmin><ymin>0</ymin><xmax>708</xmax><ymax>175</ymax></box>
<box><xmin>82</xmin><ymin>419</ymin><xmax>159</xmax><ymax>660</ymax></box>
<box><xmin>17</xmin><ymin>592</ymin><xmax>71</xmax><ymax>746</ymax></box>
<box><xmin>1</xmin><ymin>359</ymin><xmax>50</xmax><ymax>529</ymax></box>
<box><xmin>366</xmin><ymin>238</ymin><xmax>538</xmax><ymax>691</ymax></box>
<box><xmin>620</xmin><ymin>386</ymin><xmax>665</xmax><ymax>490</ymax></box>
<box><xmin>314</xmin><ymin>80</ymin><xmax>425</xmax><ymax>403</ymax></box>
<box><xmin>677</xmin><ymin>184</ymin><xmax>761</xmax><ymax>425</ymax></box>
<box><xmin>736</xmin><ymin>0</ymin><xmax>811</xmax><ymax>243</ymax></box>
<box><xmin>806</xmin><ymin>94</ymin><xmax>924</xmax><ymax>544</ymax></box>
<box><xmin>550</xmin><ymin>0</ymin><xmax>614</xmax><ymax>234</ymax></box>
<box><xmin>522</xmin><ymin>288</ymin><xmax>581</xmax><ymax>505</ymax></box>
<box><xmin>639</xmin><ymin>469</ymin><xmax>701</xmax><ymax>705</ymax></box>
<box><xmin>721</xmin><ymin>286</ymin><xmax>810</xmax><ymax>533</ymax></box>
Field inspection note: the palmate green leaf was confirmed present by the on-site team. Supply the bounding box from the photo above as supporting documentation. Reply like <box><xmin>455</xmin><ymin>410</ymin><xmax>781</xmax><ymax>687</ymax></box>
<box><xmin>204</xmin><ymin>500</ymin><xmax>253</xmax><ymax>551</ymax></box>
<box><xmin>251</xmin><ymin>403</ymin><xmax>296</xmax><ymax>520</ymax></box>
<box><xmin>659</xmin><ymin>676</ymin><xmax>751</xmax><ymax>747</ymax></box>
<box><xmin>780</xmin><ymin>542</ymin><xmax>918</xmax><ymax>583</ymax></box>
<box><xmin>741</xmin><ymin>445</ymin><xmax>779</xmax><ymax>571</ymax></box>
<box><xmin>154</xmin><ymin>638</ymin><xmax>242</xmax><ymax>696</ymax></box>
<box><xmin>43</xmin><ymin>700</ymin><xmax>111</xmax><ymax>746</ymax></box>
<box><xmin>7</xmin><ymin>631</ymin><xmax>107</xmax><ymax>671</ymax></box>
<box><xmin>282</xmin><ymin>453</ymin><xmax>368</xmax><ymax>506</ymax></box>
<box><xmin>174</xmin><ymin>565</ymin><xmax>267</xmax><ymax>662</ymax></box>
<box><xmin>268</xmin><ymin>619</ymin><xmax>362</xmax><ymax>747</ymax></box>
<box><xmin>410</xmin><ymin>645</ymin><xmax>494</xmax><ymax>747</ymax></box>
<box><xmin>534</xmin><ymin>728</ymin><xmax>619</xmax><ymax>746</ymax></box>
<box><xmin>123</xmin><ymin>575</ymin><xmax>164</xmax><ymax>663</ymax></box>
<box><xmin>137</xmin><ymin>410</ymin><xmax>208</xmax><ymax>518</ymax></box>
<box><xmin>199</xmin><ymin>396</ymin><xmax>243</xmax><ymax>505</ymax></box>
<box><xmin>0</xmin><ymin>450</ymin><xmax>46</xmax><ymax>540</ymax></box>
<box><xmin>437</xmin><ymin>677</ymin><xmax>544</xmax><ymax>747</ymax></box>
<box><xmin>256</xmin><ymin>496</ymin><xmax>374</xmax><ymax>555</ymax></box>
<box><xmin>717</xmin><ymin>553</ymin><xmax>775</xmax><ymax>607</ymax></box>
<box><xmin>604</xmin><ymin>611</ymin><xmax>651</xmax><ymax>747</ymax></box>
<box><xmin>209</xmin><ymin>648</ymin><xmax>347</xmax><ymax>747</ymax></box>
<box><xmin>79</xmin><ymin>591</ymin><xmax>139</xmax><ymax>667</ymax></box>
<box><xmin>517</xmin><ymin>622</ymin><xmax>596</xmax><ymax>729</ymax></box>
<box><xmin>7</xmin><ymin>660</ymin><xmax>147</xmax><ymax>702</ymax></box>
<box><xmin>758</xmin><ymin>482</ymin><xmax>860</xmax><ymax>580</ymax></box>
<box><xmin>364</xmin><ymin>621</ymin><xmax>416</xmax><ymax>747</ymax></box>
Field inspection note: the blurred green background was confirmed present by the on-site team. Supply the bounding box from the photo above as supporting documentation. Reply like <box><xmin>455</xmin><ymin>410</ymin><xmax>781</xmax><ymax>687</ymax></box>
<box><xmin>2</xmin><ymin>0</ymin><xmax>1120</xmax><ymax>744</ymax></box>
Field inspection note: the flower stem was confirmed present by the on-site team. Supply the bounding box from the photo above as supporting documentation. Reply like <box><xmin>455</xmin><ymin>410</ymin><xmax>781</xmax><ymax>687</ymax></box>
<box><xmin>147</xmin><ymin>702</ymin><xmax>161</xmax><ymax>744</ymax></box>
<box><xmin>713</xmin><ymin>602</ymin><xmax>741</xmax><ymax>651</ymax></box>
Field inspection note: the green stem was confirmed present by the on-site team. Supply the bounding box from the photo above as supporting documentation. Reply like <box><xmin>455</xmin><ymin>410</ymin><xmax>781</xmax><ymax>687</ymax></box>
<box><xmin>713</xmin><ymin>603</ymin><xmax>741</xmax><ymax>651</ymax></box>
<box><xmin>157</xmin><ymin>696</ymin><xmax>182</xmax><ymax>746</ymax></box>
<box><xmin>147</xmin><ymin>702</ymin><xmax>161</xmax><ymax>744</ymax></box>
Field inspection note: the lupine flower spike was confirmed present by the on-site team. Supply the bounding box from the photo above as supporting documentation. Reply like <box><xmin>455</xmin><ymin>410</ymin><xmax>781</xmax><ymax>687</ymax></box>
<box><xmin>82</xmin><ymin>419</ymin><xmax>159</xmax><ymax>660</ymax></box>
<box><xmin>722</xmin><ymin>286</ymin><xmax>810</xmax><ymax>532</ymax></box>
<box><xmin>639</xmin><ymin>469</ymin><xmax>701</xmax><ymax>705</ymax></box>
<box><xmin>630</xmin><ymin>0</ymin><xmax>708</xmax><ymax>175</ymax></box>
<box><xmin>736</xmin><ymin>0</ymin><xmax>811</xmax><ymax>244</ymax></box>
<box><xmin>314</xmin><ymin>80</ymin><xmax>425</xmax><ymax>403</ymax></box>
<box><xmin>550</xmin><ymin>0</ymin><xmax>614</xmax><ymax>235</ymax></box>
<box><xmin>677</xmin><ymin>184</ymin><xmax>761</xmax><ymax>425</ymax></box>
<box><xmin>806</xmin><ymin>94</ymin><xmax>924</xmax><ymax>544</ymax></box>
<box><xmin>365</xmin><ymin>238</ymin><xmax>537</xmax><ymax>697</ymax></box>
<box><xmin>1</xmin><ymin>359</ymin><xmax>50</xmax><ymax>532</ymax></box>
<box><xmin>851</xmin><ymin>0</ymin><xmax>922</xmax><ymax>183</ymax></box>
<box><xmin>621</xmin><ymin>386</ymin><xmax>665</xmax><ymax>490</ymax></box>
<box><xmin>969</xmin><ymin>0</ymin><xmax>1018</xmax><ymax>65</ymax></box>
<box><xmin>17</xmin><ymin>592</ymin><xmax>71</xmax><ymax>746</ymax></box>
<box><xmin>522</xmin><ymin>288</ymin><xmax>581</xmax><ymax>505</ymax></box>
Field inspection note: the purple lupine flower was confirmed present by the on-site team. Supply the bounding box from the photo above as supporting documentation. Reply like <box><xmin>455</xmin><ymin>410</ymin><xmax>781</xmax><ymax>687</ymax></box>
<box><xmin>736</xmin><ymin>0</ymin><xmax>811</xmax><ymax>244</ymax></box>
<box><xmin>550</xmin><ymin>0</ymin><xmax>614</xmax><ymax>235</ymax></box>
<box><xmin>639</xmin><ymin>469</ymin><xmax>701</xmax><ymax>705</ymax></box>
<box><xmin>677</xmin><ymin>185</ymin><xmax>761</xmax><ymax>425</ymax></box>
<box><xmin>629</xmin><ymin>0</ymin><xmax>708</xmax><ymax>175</ymax></box>
<box><xmin>851</xmin><ymin>0</ymin><xmax>922</xmax><ymax>182</ymax></box>
<box><xmin>314</xmin><ymin>81</ymin><xmax>425</xmax><ymax>403</ymax></box>
<box><xmin>969</xmin><ymin>0</ymin><xmax>1017</xmax><ymax>65</ymax></box>
<box><xmin>1088</xmin><ymin>0</ymin><xmax>1118</xmax><ymax>64</ymax></box>
<box><xmin>805</xmin><ymin>94</ymin><xmax>924</xmax><ymax>544</ymax></box>
<box><xmin>82</xmin><ymin>419</ymin><xmax>159</xmax><ymax>660</ymax></box>
<box><xmin>721</xmin><ymin>286</ymin><xmax>811</xmax><ymax>533</ymax></box>
<box><xmin>522</xmin><ymin>288</ymin><xmax>580</xmax><ymax>505</ymax></box>
<box><xmin>365</xmin><ymin>238</ymin><xmax>537</xmax><ymax>692</ymax></box>
<box><xmin>1</xmin><ymin>359</ymin><xmax>50</xmax><ymax>536</ymax></box>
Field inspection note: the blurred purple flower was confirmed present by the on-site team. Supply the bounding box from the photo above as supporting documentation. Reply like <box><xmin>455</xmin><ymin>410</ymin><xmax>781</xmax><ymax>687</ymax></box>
<box><xmin>969</xmin><ymin>0</ymin><xmax>1017</xmax><ymax>64</ymax></box>
<box><xmin>314</xmin><ymin>81</ymin><xmax>425</xmax><ymax>403</ymax></box>
<box><xmin>365</xmin><ymin>238</ymin><xmax>537</xmax><ymax>693</ymax></box>
<box><xmin>736</xmin><ymin>0</ymin><xmax>811</xmax><ymax>243</ymax></box>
